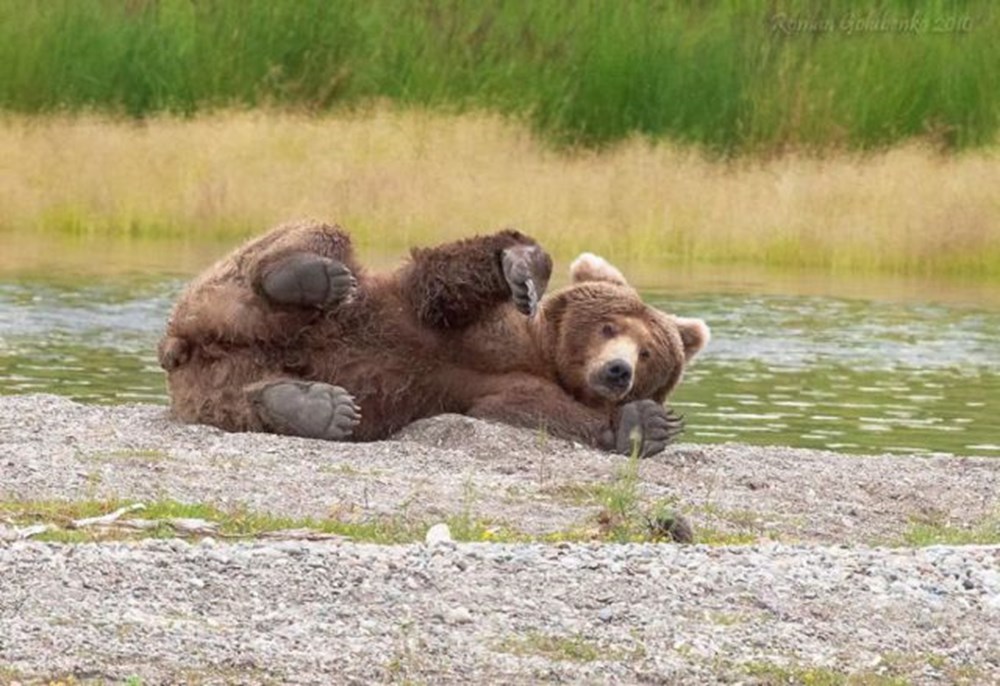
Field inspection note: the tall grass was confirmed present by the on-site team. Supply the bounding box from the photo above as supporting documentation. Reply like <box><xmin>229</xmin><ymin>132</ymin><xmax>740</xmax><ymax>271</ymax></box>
<box><xmin>0</xmin><ymin>0</ymin><xmax>996</xmax><ymax>152</ymax></box>
<box><xmin>3</xmin><ymin>111</ymin><xmax>999</xmax><ymax>277</ymax></box>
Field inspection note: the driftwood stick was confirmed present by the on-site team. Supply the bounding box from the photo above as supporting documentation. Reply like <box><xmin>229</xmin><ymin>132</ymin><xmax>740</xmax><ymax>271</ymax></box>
<box><xmin>258</xmin><ymin>528</ymin><xmax>350</xmax><ymax>542</ymax></box>
<box><xmin>118</xmin><ymin>517</ymin><xmax>220</xmax><ymax>535</ymax></box>
<box><xmin>0</xmin><ymin>524</ymin><xmax>54</xmax><ymax>542</ymax></box>
<box><xmin>70</xmin><ymin>503</ymin><xmax>146</xmax><ymax>529</ymax></box>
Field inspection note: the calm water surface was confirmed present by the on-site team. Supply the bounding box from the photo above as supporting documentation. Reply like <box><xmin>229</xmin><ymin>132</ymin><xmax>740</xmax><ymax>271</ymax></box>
<box><xmin>1</xmin><ymin>235</ymin><xmax>997</xmax><ymax>456</ymax></box>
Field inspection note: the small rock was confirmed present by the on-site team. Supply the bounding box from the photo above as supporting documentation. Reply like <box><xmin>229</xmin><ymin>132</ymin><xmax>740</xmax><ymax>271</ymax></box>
<box><xmin>206</xmin><ymin>549</ymin><xmax>232</xmax><ymax>565</ymax></box>
<box><xmin>445</xmin><ymin>606</ymin><xmax>473</xmax><ymax>624</ymax></box>
<box><xmin>978</xmin><ymin>570</ymin><xmax>999</xmax><ymax>590</ymax></box>
<box><xmin>425</xmin><ymin>523</ymin><xmax>453</xmax><ymax>546</ymax></box>
<box><xmin>649</xmin><ymin>511</ymin><xmax>695</xmax><ymax>544</ymax></box>
<box><xmin>598</xmin><ymin>607</ymin><xmax>614</xmax><ymax>623</ymax></box>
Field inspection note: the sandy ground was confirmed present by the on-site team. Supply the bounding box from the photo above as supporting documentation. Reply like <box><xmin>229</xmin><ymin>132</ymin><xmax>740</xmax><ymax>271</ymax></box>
<box><xmin>1</xmin><ymin>394</ymin><xmax>998</xmax><ymax>684</ymax></box>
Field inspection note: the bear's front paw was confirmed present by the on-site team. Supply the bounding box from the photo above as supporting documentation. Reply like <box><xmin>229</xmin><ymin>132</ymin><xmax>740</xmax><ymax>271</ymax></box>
<box><xmin>260</xmin><ymin>253</ymin><xmax>357</xmax><ymax>308</ymax></box>
<box><xmin>251</xmin><ymin>381</ymin><xmax>361</xmax><ymax>440</ymax></box>
<box><xmin>614</xmin><ymin>400</ymin><xmax>684</xmax><ymax>458</ymax></box>
<box><xmin>502</xmin><ymin>245</ymin><xmax>552</xmax><ymax>316</ymax></box>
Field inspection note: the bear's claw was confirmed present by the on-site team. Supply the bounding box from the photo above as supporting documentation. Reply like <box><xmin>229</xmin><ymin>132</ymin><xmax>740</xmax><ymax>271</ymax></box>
<box><xmin>251</xmin><ymin>380</ymin><xmax>361</xmax><ymax>440</ymax></box>
<box><xmin>260</xmin><ymin>254</ymin><xmax>357</xmax><ymax>308</ymax></box>
<box><xmin>614</xmin><ymin>399</ymin><xmax>685</xmax><ymax>458</ymax></box>
<box><xmin>502</xmin><ymin>245</ymin><xmax>551</xmax><ymax>316</ymax></box>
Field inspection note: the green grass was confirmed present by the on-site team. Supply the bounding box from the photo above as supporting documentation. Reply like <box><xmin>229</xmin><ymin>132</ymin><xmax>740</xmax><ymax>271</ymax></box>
<box><xmin>90</xmin><ymin>448</ymin><xmax>169</xmax><ymax>462</ymax></box>
<box><xmin>0</xmin><ymin>498</ymin><xmax>460</xmax><ymax>544</ymax></box>
<box><xmin>741</xmin><ymin>661</ymin><xmax>911</xmax><ymax>685</ymax></box>
<box><xmin>0</xmin><ymin>0</ymin><xmax>996</xmax><ymax>152</ymax></box>
<box><xmin>0</xmin><ymin>497</ymin><xmax>600</xmax><ymax>544</ymax></box>
<box><xmin>898</xmin><ymin>512</ymin><xmax>1000</xmax><ymax>546</ymax></box>
<box><xmin>0</xmin><ymin>493</ymin><xmax>739</xmax><ymax>546</ymax></box>
<box><xmin>497</xmin><ymin>632</ymin><xmax>644</xmax><ymax>663</ymax></box>
<box><xmin>738</xmin><ymin>652</ymin><xmax>986</xmax><ymax>686</ymax></box>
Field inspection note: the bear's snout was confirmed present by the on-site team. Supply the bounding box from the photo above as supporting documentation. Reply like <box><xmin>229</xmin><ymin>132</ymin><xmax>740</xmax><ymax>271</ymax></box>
<box><xmin>585</xmin><ymin>334</ymin><xmax>642</xmax><ymax>400</ymax></box>
<box><xmin>589</xmin><ymin>358</ymin><xmax>634</xmax><ymax>399</ymax></box>
<box><xmin>601</xmin><ymin>359</ymin><xmax>633</xmax><ymax>388</ymax></box>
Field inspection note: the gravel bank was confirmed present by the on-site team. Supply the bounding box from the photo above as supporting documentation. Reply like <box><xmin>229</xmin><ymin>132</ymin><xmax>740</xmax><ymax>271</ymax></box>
<box><xmin>3</xmin><ymin>540</ymin><xmax>998</xmax><ymax>684</ymax></box>
<box><xmin>1</xmin><ymin>394</ymin><xmax>999</xmax><ymax>683</ymax></box>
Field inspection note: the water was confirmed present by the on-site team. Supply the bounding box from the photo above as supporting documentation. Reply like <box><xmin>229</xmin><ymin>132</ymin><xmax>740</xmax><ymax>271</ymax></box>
<box><xmin>659</xmin><ymin>293</ymin><xmax>1000</xmax><ymax>455</ymax></box>
<box><xmin>1</xmin><ymin>238</ymin><xmax>998</xmax><ymax>456</ymax></box>
<box><xmin>0</xmin><ymin>279</ymin><xmax>172</xmax><ymax>403</ymax></box>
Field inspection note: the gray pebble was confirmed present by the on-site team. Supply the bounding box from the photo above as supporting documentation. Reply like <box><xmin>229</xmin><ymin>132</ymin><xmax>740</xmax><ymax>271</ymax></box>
<box><xmin>444</xmin><ymin>606</ymin><xmax>474</xmax><ymax>625</ymax></box>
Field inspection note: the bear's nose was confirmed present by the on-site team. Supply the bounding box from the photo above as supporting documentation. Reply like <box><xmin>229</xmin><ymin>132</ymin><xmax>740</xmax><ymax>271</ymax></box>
<box><xmin>602</xmin><ymin>359</ymin><xmax>633</xmax><ymax>387</ymax></box>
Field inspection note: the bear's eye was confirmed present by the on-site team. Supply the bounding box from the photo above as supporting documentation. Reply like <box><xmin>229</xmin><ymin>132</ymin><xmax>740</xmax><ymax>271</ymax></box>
<box><xmin>601</xmin><ymin>323</ymin><xmax>616</xmax><ymax>338</ymax></box>
<box><xmin>639</xmin><ymin>349</ymin><xmax>651</xmax><ymax>360</ymax></box>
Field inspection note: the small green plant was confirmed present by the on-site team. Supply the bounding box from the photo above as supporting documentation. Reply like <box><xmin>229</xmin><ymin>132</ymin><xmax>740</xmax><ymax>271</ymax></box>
<box><xmin>593</xmin><ymin>454</ymin><xmax>643</xmax><ymax>542</ymax></box>
<box><xmin>499</xmin><ymin>632</ymin><xmax>646</xmax><ymax>663</ymax></box>
<box><xmin>98</xmin><ymin>448</ymin><xmax>168</xmax><ymax>461</ymax></box>
<box><xmin>694</xmin><ymin>527</ymin><xmax>758</xmax><ymax>546</ymax></box>
<box><xmin>535</xmin><ymin>422</ymin><xmax>550</xmax><ymax>451</ymax></box>
<box><xmin>588</xmin><ymin>455</ymin><xmax>697</xmax><ymax>543</ymax></box>
<box><xmin>707</xmin><ymin>612</ymin><xmax>747</xmax><ymax>626</ymax></box>
<box><xmin>541</xmin><ymin>481</ymin><xmax>605</xmax><ymax>506</ymax></box>
<box><xmin>693</xmin><ymin>503</ymin><xmax>774</xmax><ymax>543</ymax></box>
<box><xmin>498</xmin><ymin>633</ymin><xmax>601</xmax><ymax>663</ymax></box>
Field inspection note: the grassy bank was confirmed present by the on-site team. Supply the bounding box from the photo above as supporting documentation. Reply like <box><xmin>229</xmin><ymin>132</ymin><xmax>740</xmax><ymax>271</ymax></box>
<box><xmin>2</xmin><ymin>111</ymin><xmax>999</xmax><ymax>277</ymax></box>
<box><xmin>0</xmin><ymin>0</ymin><xmax>996</xmax><ymax>152</ymax></box>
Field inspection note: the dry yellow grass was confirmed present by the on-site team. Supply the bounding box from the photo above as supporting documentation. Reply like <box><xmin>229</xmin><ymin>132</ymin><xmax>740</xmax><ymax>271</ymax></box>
<box><xmin>2</xmin><ymin>109</ymin><xmax>999</xmax><ymax>276</ymax></box>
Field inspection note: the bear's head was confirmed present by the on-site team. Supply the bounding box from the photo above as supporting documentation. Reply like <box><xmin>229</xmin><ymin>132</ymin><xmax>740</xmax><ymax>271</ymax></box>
<box><xmin>539</xmin><ymin>253</ymin><xmax>709</xmax><ymax>407</ymax></box>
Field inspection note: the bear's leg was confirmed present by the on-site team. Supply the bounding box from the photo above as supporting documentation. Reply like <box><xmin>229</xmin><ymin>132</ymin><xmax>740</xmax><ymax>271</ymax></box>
<box><xmin>466</xmin><ymin>375</ymin><xmax>683</xmax><ymax>457</ymax></box>
<box><xmin>246</xmin><ymin>379</ymin><xmax>361</xmax><ymax>440</ymax></box>
<box><xmin>401</xmin><ymin>230</ymin><xmax>553</xmax><ymax>328</ymax></box>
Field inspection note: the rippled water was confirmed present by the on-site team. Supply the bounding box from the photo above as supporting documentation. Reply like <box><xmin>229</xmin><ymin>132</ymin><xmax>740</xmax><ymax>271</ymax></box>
<box><xmin>0</xmin><ymin>280</ymin><xmax>172</xmax><ymax>403</ymax></box>
<box><xmin>1</xmin><ymin>263</ymin><xmax>998</xmax><ymax>456</ymax></box>
<box><xmin>657</xmin><ymin>293</ymin><xmax>1000</xmax><ymax>455</ymax></box>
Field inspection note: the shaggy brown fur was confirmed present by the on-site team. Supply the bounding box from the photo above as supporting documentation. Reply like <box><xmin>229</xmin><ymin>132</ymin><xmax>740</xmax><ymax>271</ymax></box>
<box><xmin>159</xmin><ymin>221</ymin><xmax>708</xmax><ymax>452</ymax></box>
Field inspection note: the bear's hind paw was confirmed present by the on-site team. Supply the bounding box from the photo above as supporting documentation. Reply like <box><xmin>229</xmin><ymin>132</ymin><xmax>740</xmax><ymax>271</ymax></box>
<box><xmin>260</xmin><ymin>254</ymin><xmax>357</xmax><ymax>309</ymax></box>
<box><xmin>250</xmin><ymin>380</ymin><xmax>361</xmax><ymax>440</ymax></box>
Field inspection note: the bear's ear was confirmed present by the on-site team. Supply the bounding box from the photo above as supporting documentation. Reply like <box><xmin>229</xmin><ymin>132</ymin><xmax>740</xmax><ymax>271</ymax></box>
<box><xmin>672</xmin><ymin>316</ymin><xmax>710</xmax><ymax>361</ymax></box>
<box><xmin>569</xmin><ymin>253</ymin><xmax>629</xmax><ymax>286</ymax></box>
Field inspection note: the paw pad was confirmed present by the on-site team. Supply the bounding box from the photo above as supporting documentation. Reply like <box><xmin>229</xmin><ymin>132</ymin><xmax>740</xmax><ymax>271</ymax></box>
<box><xmin>252</xmin><ymin>381</ymin><xmax>361</xmax><ymax>440</ymax></box>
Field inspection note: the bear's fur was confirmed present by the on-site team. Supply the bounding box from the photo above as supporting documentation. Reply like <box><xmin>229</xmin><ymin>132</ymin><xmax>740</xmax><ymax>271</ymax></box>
<box><xmin>159</xmin><ymin>221</ymin><xmax>709</xmax><ymax>456</ymax></box>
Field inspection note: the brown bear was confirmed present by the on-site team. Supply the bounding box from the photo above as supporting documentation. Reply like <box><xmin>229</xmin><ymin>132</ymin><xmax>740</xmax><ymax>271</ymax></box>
<box><xmin>158</xmin><ymin>221</ymin><xmax>709</xmax><ymax>457</ymax></box>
